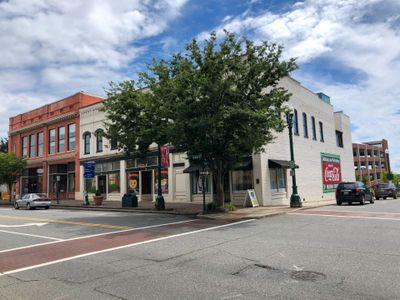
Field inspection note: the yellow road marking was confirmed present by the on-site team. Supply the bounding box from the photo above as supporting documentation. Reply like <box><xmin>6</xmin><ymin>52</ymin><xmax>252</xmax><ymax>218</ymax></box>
<box><xmin>0</xmin><ymin>215</ymin><xmax>130</xmax><ymax>230</ymax></box>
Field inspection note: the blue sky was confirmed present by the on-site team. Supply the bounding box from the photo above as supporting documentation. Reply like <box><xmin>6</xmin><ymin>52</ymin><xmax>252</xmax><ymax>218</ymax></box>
<box><xmin>1</xmin><ymin>0</ymin><xmax>399</xmax><ymax>172</ymax></box>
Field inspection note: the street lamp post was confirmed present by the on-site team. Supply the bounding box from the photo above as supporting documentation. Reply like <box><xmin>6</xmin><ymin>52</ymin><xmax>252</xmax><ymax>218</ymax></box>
<box><xmin>155</xmin><ymin>143</ymin><xmax>165</xmax><ymax>210</ymax></box>
<box><xmin>287</xmin><ymin>111</ymin><xmax>302</xmax><ymax>208</ymax></box>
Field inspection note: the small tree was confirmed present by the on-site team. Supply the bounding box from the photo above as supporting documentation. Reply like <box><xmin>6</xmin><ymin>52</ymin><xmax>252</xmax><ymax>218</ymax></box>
<box><xmin>141</xmin><ymin>31</ymin><xmax>297</xmax><ymax>207</ymax></box>
<box><xmin>0</xmin><ymin>138</ymin><xmax>7</xmax><ymax>153</ymax></box>
<box><xmin>0</xmin><ymin>153</ymin><xmax>26</xmax><ymax>201</ymax></box>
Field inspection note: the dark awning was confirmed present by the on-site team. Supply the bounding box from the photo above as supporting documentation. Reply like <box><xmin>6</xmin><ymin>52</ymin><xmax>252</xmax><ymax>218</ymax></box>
<box><xmin>232</xmin><ymin>157</ymin><xmax>253</xmax><ymax>170</ymax></box>
<box><xmin>268</xmin><ymin>159</ymin><xmax>291</xmax><ymax>169</ymax></box>
<box><xmin>183</xmin><ymin>165</ymin><xmax>202</xmax><ymax>173</ymax></box>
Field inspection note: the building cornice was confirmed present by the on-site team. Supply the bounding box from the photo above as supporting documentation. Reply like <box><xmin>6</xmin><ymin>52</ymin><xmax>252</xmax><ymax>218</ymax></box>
<box><xmin>9</xmin><ymin>112</ymin><xmax>77</xmax><ymax>136</ymax></box>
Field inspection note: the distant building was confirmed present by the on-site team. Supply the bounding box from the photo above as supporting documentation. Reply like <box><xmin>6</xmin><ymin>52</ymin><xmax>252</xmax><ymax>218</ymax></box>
<box><xmin>352</xmin><ymin>139</ymin><xmax>390</xmax><ymax>186</ymax></box>
<box><xmin>8</xmin><ymin>92</ymin><xmax>103</xmax><ymax>199</ymax></box>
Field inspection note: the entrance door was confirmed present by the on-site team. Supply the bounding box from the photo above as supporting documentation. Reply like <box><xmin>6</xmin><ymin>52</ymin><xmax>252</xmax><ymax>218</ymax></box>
<box><xmin>141</xmin><ymin>171</ymin><xmax>153</xmax><ymax>201</ymax></box>
<box><xmin>98</xmin><ymin>175</ymin><xmax>107</xmax><ymax>194</ymax></box>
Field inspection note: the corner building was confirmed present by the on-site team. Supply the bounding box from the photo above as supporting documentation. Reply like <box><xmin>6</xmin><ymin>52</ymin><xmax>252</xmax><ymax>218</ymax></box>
<box><xmin>8</xmin><ymin>92</ymin><xmax>103</xmax><ymax>200</ymax></box>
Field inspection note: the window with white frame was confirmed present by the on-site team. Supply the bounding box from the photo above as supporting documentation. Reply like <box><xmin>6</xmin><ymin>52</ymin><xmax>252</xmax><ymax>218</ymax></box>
<box><xmin>270</xmin><ymin>168</ymin><xmax>287</xmax><ymax>192</ymax></box>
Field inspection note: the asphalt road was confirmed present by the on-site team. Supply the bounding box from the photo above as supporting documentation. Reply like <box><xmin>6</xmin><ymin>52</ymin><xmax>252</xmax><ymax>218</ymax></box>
<box><xmin>1</xmin><ymin>199</ymin><xmax>400</xmax><ymax>299</ymax></box>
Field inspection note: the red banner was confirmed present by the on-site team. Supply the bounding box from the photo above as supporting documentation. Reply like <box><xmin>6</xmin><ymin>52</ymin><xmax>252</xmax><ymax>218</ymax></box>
<box><xmin>160</xmin><ymin>145</ymin><xmax>170</xmax><ymax>168</ymax></box>
<box><xmin>321</xmin><ymin>153</ymin><xmax>341</xmax><ymax>192</ymax></box>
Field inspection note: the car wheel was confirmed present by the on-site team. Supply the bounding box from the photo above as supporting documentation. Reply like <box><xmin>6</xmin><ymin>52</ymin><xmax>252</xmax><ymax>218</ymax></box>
<box><xmin>14</xmin><ymin>202</ymin><xmax>19</xmax><ymax>209</ymax></box>
<box><xmin>375</xmin><ymin>196</ymin><xmax>380</xmax><ymax>200</ymax></box>
<box><xmin>360</xmin><ymin>195</ymin><xmax>365</xmax><ymax>205</ymax></box>
<box><xmin>336</xmin><ymin>201</ymin><xmax>342</xmax><ymax>206</ymax></box>
<box><xmin>27</xmin><ymin>203</ymin><xmax>31</xmax><ymax>210</ymax></box>
<box><xmin>45</xmin><ymin>206</ymin><xmax>50</xmax><ymax>209</ymax></box>
<box><xmin>383</xmin><ymin>197</ymin><xmax>387</xmax><ymax>200</ymax></box>
<box><xmin>370</xmin><ymin>198</ymin><xmax>374</xmax><ymax>204</ymax></box>
<box><xmin>349</xmin><ymin>202</ymin><xmax>352</xmax><ymax>205</ymax></box>
<box><xmin>394</xmin><ymin>195</ymin><xmax>397</xmax><ymax>199</ymax></box>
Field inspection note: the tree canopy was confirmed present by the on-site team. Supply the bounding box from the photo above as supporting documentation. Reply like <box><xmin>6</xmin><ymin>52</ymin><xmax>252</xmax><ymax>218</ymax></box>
<box><xmin>0</xmin><ymin>138</ymin><xmax>7</xmax><ymax>153</ymax></box>
<box><xmin>0</xmin><ymin>152</ymin><xmax>26</xmax><ymax>201</ymax></box>
<box><xmin>103</xmin><ymin>31</ymin><xmax>297</xmax><ymax>207</ymax></box>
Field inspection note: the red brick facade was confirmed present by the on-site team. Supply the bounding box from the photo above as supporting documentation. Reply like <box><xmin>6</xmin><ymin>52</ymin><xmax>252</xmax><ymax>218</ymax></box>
<box><xmin>8</xmin><ymin>92</ymin><xmax>103</xmax><ymax>199</ymax></box>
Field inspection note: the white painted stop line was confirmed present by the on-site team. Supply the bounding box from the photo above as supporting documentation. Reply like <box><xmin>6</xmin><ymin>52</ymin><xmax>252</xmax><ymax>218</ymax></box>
<box><xmin>0</xmin><ymin>222</ymin><xmax>48</xmax><ymax>228</ymax></box>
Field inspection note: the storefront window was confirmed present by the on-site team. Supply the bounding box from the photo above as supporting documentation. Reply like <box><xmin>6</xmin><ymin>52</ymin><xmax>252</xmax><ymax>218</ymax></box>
<box><xmin>84</xmin><ymin>178</ymin><xmax>96</xmax><ymax>193</ymax></box>
<box><xmin>232</xmin><ymin>170</ymin><xmax>253</xmax><ymax>191</ymax></box>
<box><xmin>68</xmin><ymin>173</ymin><xmax>75</xmax><ymax>192</ymax></box>
<box><xmin>154</xmin><ymin>169</ymin><xmax>168</xmax><ymax>194</ymax></box>
<box><xmin>270</xmin><ymin>168</ymin><xmax>286</xmax><ymax>192</ymax></box>
<box><xmin>191</xmin><ymin>171</ymin><xmax>211</xmax><ymax>194</ymax></box>
<box><xmin>49</xmin><ymin>175</ymin><xmax>67</xmax><ymax>193</ymax></box>
<box><xmin>108</xmin><ymin>173</ymin><xmax>120</xmax><ymax>193</ymax></box>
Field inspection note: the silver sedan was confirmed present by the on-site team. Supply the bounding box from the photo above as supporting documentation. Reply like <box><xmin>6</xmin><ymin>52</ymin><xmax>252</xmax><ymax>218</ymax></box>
<box><xmin>14</xmin><ymin>193</ymin><xmax>51</xmax><ymax>210</ymax></box>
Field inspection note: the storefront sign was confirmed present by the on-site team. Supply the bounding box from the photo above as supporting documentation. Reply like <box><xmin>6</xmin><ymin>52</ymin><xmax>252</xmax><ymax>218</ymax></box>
<box><xmin>84</xmin><ymin>161</ymin><xmax>95</xmax><ymax>179</ymax></box>
<box><xmin>160</xmin><ymin>145</ymin><xmax>170</xmax><ymax>168</ymax></box>
<box><xmin>128</xmin><ymin>172</ymin><xmax>139</xmax><ymax>192</ymax></box>
<box><xmin>321</xmin><ymin>153</ymin><xmax>341</xmax><ymax>193</ymax></box>
<box><xmin>36</xmin><ymin>168</ymin><xmax>44</xmax><ymax>175</ymax></box>
<box><xmin>244</xmin><ymin>189</ymin><xmax>259</xmax><ymax>207</ymax></box>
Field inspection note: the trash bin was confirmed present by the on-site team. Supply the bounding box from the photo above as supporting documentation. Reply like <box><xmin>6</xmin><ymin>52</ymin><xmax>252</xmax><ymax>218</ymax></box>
<box><xmin>122</xmin><ymin>190</ymin><xmax>138</xmax><ymax>208</ymax></box>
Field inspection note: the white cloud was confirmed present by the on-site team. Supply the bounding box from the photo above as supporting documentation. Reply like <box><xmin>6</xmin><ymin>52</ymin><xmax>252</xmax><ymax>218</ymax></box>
<box><xmin>199</xmin><ymin>0</ymin><xmax>400</xmax><ymax>172</ymax></box>
<box><xmin>0</xmin><ymin>0</ymin><xmax>188</xmax><ymax>135</ymax></box>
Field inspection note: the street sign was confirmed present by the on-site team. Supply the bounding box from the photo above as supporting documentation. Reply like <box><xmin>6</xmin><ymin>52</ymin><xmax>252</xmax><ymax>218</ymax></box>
<box><xmin>199</xmin><ymin>171</ymin><xmax>209</xmax><ymax>176</ymax></box>
<box><xmin>84</xmin><ymin>161</ymin><xmax>95</xmax><ymax>179</ymax></box>
<box><xmin>289</xmin><ymin>160</ymin><xmax>295</xmax><ymax>169</ymax></box>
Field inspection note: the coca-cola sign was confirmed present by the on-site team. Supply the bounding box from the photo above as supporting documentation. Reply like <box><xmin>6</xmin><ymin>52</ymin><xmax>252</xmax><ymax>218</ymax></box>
<box><xmin>321</xmin><ymin>153</ymin><xmax>341</xmax><ymax>192</ymax></box>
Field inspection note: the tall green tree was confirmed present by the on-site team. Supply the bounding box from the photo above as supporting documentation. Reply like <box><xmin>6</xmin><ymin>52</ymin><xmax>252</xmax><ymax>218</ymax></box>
<box><xmin>0</xmin><ymin>153</ymin><xmax>26</xmax><ymax>201</ymax></box>
<box><xmin>102</xmin><ymin>81</ymin><xmax>170</xmax><ymax>209</ymax></box>
<box><xmin>0</xmin><ymin>138</ymin><xmax>8</xmax><ymax>153</ymax></box>
<box><xmin>141</xmin><ymin>31</ymin><xmax>297</xmax><ymax>207</ymax></box>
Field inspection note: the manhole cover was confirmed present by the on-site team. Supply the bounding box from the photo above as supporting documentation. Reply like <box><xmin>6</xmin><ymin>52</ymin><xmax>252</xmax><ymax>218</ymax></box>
<box><xmin>290</xmin><ymin>270</ymin><xmax>326</xmax><ymax>282</ymax></box>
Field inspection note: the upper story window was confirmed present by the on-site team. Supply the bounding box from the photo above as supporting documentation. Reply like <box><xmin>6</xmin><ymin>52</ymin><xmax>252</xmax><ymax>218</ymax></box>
<box><xmin>293</xmin><ymin>109</ymin><xmax>299</xmax><ymax>136</ymax></box>
<box><xmin>311</xmin><ymin>116</ymin><xmax>317</xmax><ymax>140</ymax></box>
<box><xmin>302</xmin><ymin>112</ymin><xmax>308</xmax><ymax>138</ymax></box>
<box><xmin>319</xmin><ymin>121</ymin><xmax>324</xmax><ymax>142</ymax></box>
<box><xmin>21</xmin><ymin>136</ymin><xmax>28</xmax><ymax>157</ymax></box>
<box><xmin>68</xmin><ymin>124</ymin><xmax>76</xmax><ymax>151</ymax></box>
<box><xmin>95</xmin><ymin>129</ymin><xmax>104</xmax><ymax>153</ymax></box>
<box><xmin>83</xmin><ymin>132</ymin><xmax>91</xmax><ymax>155</ymax></box>
<box><xmin>29</xmin><ymin>134</ymin><xmax>35</xmax><ymax>158</ymax></box>
<box><xmin>37</xmin><ymin>132</ymin><xmax>43</xmax><ymax>157</ymax></box>
<box><xmin>49</xmin><ymin>129</ymin><xmax>56</xmax><ymax>154</ymax></box>
<box><xmin>58</xmin><ymin>127</ymin><xmax>65</xmax><ymax>153</ymax></box>
<box><xmin>336</xmin><ymin>130</ymin><xmax>344</xmax><ymax>148</ymax></box>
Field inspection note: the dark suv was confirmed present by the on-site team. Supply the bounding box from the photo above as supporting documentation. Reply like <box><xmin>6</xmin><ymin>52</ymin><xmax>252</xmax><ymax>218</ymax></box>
<box><xmin>374</xmin><ymin>183</ymin><xmax>397</xmax><ymax>200</ymax></box>
<box><xmin>336</xmin><ymin>182</ymin><xmax>374</xmax><ymax>205</ymax></box>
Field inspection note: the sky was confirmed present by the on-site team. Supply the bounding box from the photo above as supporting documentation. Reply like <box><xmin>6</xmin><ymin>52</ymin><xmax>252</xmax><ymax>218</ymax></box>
<box><xmin>0</xmin><ymin>0</ymin><xmax>399</xmax><ymax>172</ymax></box>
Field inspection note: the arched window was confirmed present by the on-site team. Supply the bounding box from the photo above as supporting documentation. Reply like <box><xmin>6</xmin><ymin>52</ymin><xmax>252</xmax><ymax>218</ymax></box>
<box><xmin>95</xmin><ymin>129</ymin><xmax>104</xmax><ymax>153</ymax></box>
<box><xmin>302</xmin><ymin>112</ymin><xmax>308</xmax><ymax>138</ymax></box>
<box><xmin>83</xmin><ymin>132</ymin><xmax>91</xmax><ymax>155</ymax></box>
<box><xmin>293</xmin><ymin>109</ymin><xmax>299</xmax><ymax>135</ymax></box>
<box><xmin>311</xmin><ymin>116</ymin><xmax>316</xmax><ymax>140</ymax></box>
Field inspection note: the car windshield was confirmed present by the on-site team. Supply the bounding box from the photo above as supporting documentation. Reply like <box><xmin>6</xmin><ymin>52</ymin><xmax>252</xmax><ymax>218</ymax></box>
<box><xmin>338</xmin><ymin>183</ymin><xmax>355</xmax><ymax>189</ymax></box>
<box><xmin>31</xmin><ymin>193</ymin><xmax>47</xmax><ymax>199</ymax></box>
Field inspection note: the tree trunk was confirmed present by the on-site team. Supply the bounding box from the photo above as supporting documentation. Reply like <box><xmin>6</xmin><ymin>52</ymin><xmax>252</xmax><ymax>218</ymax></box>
<box><xmin>214</xmin><ymin>160</ymin><xmax>225</xmax><ymax>208</ymax></box>
<box><xmin>8</xmin><ymin>182</ymin><xmax>13</xmax><ymax>203</ymax></box>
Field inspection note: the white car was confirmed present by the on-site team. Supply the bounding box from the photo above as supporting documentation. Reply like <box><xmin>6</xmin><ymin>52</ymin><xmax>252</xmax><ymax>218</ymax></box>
<box><xmin>14</xmin><ymin>193</ymin><xmax>51</xmax><ymax>210</ymax></box>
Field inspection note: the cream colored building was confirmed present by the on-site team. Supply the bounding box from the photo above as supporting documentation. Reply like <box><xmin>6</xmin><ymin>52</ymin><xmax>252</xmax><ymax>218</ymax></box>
<box><xmin>78</xmin><ymin>76</ymin><xmax>355</xmax><ymax>206</ymax></box>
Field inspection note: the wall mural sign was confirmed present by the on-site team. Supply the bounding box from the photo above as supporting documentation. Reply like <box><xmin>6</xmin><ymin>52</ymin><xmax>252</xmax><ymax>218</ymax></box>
<box><xmin>321</xmin><ymin>152</ymin><xmax>341</xmax><ymax>193</ymax></box>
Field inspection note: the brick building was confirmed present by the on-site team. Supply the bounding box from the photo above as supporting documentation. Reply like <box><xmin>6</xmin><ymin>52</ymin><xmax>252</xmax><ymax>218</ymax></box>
<box><xmin>352</xmin><ymin>139</ymin><xmax>390</xmax><ymax>186</ymax></box>
<box><xmin>8</xmin><ymin>92</ymin><xmax>103</xmax><ymax>200</ymax></box>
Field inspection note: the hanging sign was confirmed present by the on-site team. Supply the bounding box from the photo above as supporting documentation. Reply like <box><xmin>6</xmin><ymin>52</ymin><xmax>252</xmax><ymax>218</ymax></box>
<box><xmin>321</xmin><ymin>153</ymin><xmax>341</xmax><ymax>193</ymax></box>
<box><xmin>160</xmin><ymin>145</ymin><xmax>170</xmax><ymax>168</ymax></box>
<box><xmin>243</xmin><ymin>189</ymin><xmax>259</xmax><ymax>207</ymax></box>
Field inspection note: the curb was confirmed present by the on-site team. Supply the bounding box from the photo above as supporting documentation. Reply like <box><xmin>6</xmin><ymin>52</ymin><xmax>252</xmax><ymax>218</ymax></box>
<box><xmin>49</xmin><ymin>205</ymin><xmax>200</xmax><ymax>217</ymax></box>
<box><xmin>197</xmin><ymin>210</ymin><xmax>290</xmax><ymax>221</ymax></box>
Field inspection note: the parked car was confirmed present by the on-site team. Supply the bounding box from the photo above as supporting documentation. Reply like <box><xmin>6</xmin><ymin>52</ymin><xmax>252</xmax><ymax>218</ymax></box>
<box><xmin>335</xmin><ymin>182</ymin><xmax>374</xmax><ymax>205</ymax></box>
<box><xmin>14</xmin><ymin>193</ymin><xmax>51</xmax><ymax>210</ymax></box>
<box><xmin>374</xmin><ymin>183</ymin><xmax>397</xmax><ymax>200</ymax></box>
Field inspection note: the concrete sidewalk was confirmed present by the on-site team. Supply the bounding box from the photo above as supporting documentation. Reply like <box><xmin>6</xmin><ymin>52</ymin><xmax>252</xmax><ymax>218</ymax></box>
<box><xmin>1</xmin><ymin>198</ymin><xmax>335</xmax><ymax>220</ymax></box>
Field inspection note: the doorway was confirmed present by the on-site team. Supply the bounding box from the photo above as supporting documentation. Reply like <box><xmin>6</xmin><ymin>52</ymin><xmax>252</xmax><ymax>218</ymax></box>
<box><xmin>98</xmin><ymin>175</ymin><xmax>107</xmax><ymax>194</ymax></box>
<box><xmin>141</xmin><ymin>171</ymin><xmax>153</xmax><ymax>201</ymax></box>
